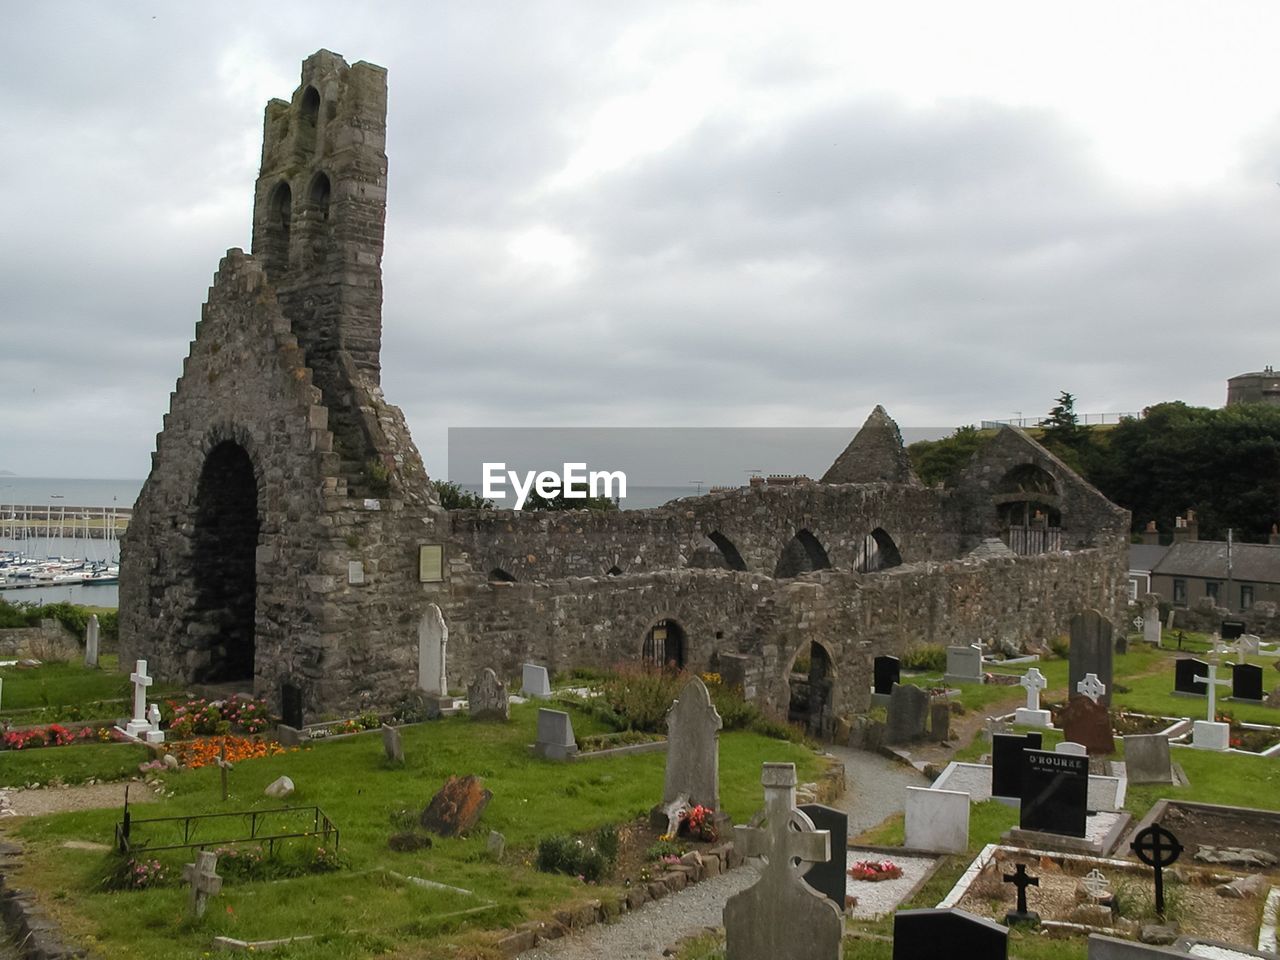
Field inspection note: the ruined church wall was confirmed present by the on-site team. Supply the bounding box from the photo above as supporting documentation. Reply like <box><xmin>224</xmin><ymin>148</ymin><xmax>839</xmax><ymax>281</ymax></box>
<box><xmin>448</xmin><ymin>482</ymin><xmax>960</xmax><ymax>581</ymax></box>
<box><xmin>442</xmin><ymin>541</ymin><xmax>1126</xmax><ymax>721</ymax></box>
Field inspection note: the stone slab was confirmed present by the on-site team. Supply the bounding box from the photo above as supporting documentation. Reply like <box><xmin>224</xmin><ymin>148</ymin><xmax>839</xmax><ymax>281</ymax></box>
<box><xmin>904</xmin><ymin>787</ymin><xmax>969</xmax><ymax>854</ymax></box>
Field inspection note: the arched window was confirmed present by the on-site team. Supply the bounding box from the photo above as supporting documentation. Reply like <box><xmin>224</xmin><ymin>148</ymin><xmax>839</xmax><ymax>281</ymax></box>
<box><xmin>300</xmin><ymin>86</ymin><xmax>320</xmax><ymax>126</ymax></box>
<box><xmin>606</xmin><ymin>565</ymin><xmax>623</xmax><ymax>576</ymax></box>
<box><xmin>856</xmin><ymin>528</ymin><xmax>903</xmax><ymax>573</ymax></box>
<box><xmin>773</xmin><ymin>529</ymin><xmax>831</xmax><ymax>578</ymax></box>
<box><xmin>994</xmin><ymin>463</ymin><xmax>1063</xmax><ymax>554</ymax></box>
<box><xmin>708</xmin><ymin>531</ymin><xmax>748</xmax><ymax>571</ymax></box>
<box><xmin>309</xmin><ymin>172</ymin><xmax>331</xmax><ymax>222</ymax></box>
<box><xmin>488</xmin><ymin>567</ymin><xmax>516</xmax><ymax>582</ymax></box>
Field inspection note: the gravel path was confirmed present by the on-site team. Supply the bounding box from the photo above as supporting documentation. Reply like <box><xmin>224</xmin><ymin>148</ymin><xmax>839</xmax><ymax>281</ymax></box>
<box><xmin>0</xmin><ymin>781</ymin><xmax>158</xmax><ymax>819</ymax></box>
<box><xmin>518</xmin><ymin>747</ymin><xmax>927</xmax><ymax>960</ymax></box>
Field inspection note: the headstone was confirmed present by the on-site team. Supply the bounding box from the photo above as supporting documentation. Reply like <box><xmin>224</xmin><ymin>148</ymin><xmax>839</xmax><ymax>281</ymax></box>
<box><xmin>1059</xmin><ymin>694</ymin><xmax>1114</xmax><ymax>756</ymax></box>
<box><xmin>1080</xmin><ymin>868</ymin><xmax>1110</xmax><ymax>900</ymax></box>
<box><xmin>84</xmin><ymin>614</ymin><xmax>100</xmax><ymax>668</ymax></box>
<box><xmin>992</xmin><ymin>732</ymin><xmax>1043</xmax><ymax>798</ymax></box>
<box><xmin>281</xmin><ymin>682</ymin><xmax>304</xmax><ymax>728</ymax></box>
<box><xmin>945</xmin><ymin>644</ymin><xmax>984</xmax><ymax>684</ymax></box>
<box><xmin>1020</xmin><ymin>748</ymin><xmax>1089</xmax><ymax>837</ymax></box>
<box><xmin>885</xmin><ymin>683</ymin><xmax>930</xmax><ymax>744</ymax></box>
<box><xmin>724</xmin><ymin>763</ymin><xmax>841</xmax><ymax>960</ymax></box>
<box><xmin>904</xmin><ymin>786</ymin><xmax>969</xmax><ymax>854</ymax></box>
<box><xmin>145</xmin><ymin>703</ymin><xmax>164</xmax><ymax>744</ymax></box>
<box><xmin>1002</xmin><ymin>863</ymin><xmax>1040</xmax><ymax>926</ymax></box>
<box><xmin>930</xmin><ymin>701</ymin><xmax>952</xmax><ymax>742</ymax></box>
<box><xmin>1232</xmin><ymin>662</ymin><xmax>1265</xmax><ymax>702</ymax></box>
<box><xmin>1123</xmin><ymin>734</ymin><xmax>1172</xmax><ymax>784</ymax></box>
<box><xmin>182</xmin><ymin>851</ymin><xmax>223</xmax><ymax>918</ymax></box>
<box><xmin>417</xmin><ymin>604</ymin><xmax>448</xmax><ymax>697</ymax></box>
<box><xmin>1076</xmin><ymin>672</ymin><xmax>1107</xmax><ymax>705</ymax></box>
<box><xmin>1014</xmin><ymin>668</ymin><xmax>1051</xmax><ymax>727</ymax></box>
<box><xmin>1055</xmin><ymin>741</ymin><xmax>1088</xmax><ymax>757</ymax></box>
<box><xmin>382</xmin><ymin>724</ymin><xmax>404</xmax><ymax>764</ymax></box>
<box><xmin>1174</xmin><ymin>657</ymin><xmax>1208</xmax><ymax>696</ymax></box>
<box><xmin>1221</xmin><ymin>619</ymin><xmax>1246</xmax><ymax>640</ymax></box>
<box><xmin>893</xmin><ymin>909</ymin><xmax>1007</xmax><ymax>960</ymax></box>
<box><xmin>1069</xmin><ymin>611</ymin><xmax>1113</xmax><ymax>706</ymax></box>
<box><xmin>522</xmin><ymin>663</ymin><xmax>551</xmax><ymax>699</ymax></box>
<box><xmin>1192</xmin><ymin>719</ymin><xmax>1230</xmax><ymax>751</ymax></box>
<box><xmin>799</xmin><ymin>803</ymin><xmax>848</xmax><ymax>910</ymax></box>
<box><xmin>125</xmin><ymin>660</ymin><xmax>154</xmax><ymax>738</ymax></box>
<box><xmin>486</xmin><ymin>830</ymin><xmax>505</xmax><ymax>861</ymax></box>
<box><xmin>663</xmin><ymin>676</ymin><xmax>722</xmax><ymax>810</ymax></box>
<box><xmin>1130</xmin><ymin>823</ymin><xmax>1183</xmax><ymax>917</ymax></box>
<box><xmin>1143</xmin><ymin>598</ymin><xmax>1162</xmax><ymax>646</ymax></box>
<box><xmin>467</xmin><ymin>668</ymin><xmax>510</xmax><ymax>720</ymax></box>
<box><xmin>264</xmin><ymin>775</ymin><xmax>294</xmax><ymax>799</ymax></box>
<box><xmin>420</xmin><ymin>774</ymin><xmax>493</xmax><ymax>837</ymax></box>
<box><xmin>873</xmin><ymin>656</ymin><xmax>901</xmax><ymax>697</ymax></box>
<box><xmin>1236</xmin><ymin>634</ymin><xmax>1262</xmax><ymax>657</ymax></box>
<box><xmin>532</xmin><ymin>708</ymin><xmax>577</xmax><ymax>760</ymax></box>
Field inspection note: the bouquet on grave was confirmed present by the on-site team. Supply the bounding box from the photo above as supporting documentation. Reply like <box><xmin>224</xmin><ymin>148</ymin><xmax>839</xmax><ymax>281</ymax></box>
<box><xmin>848</xmin><ymin>858</ymin><xmax>902</xmax><ymax>882</ymax></box>
<box><xmin>679</xmin><ymin>804</ymin><xmax>719</xmax><ymax>843</ymax></box>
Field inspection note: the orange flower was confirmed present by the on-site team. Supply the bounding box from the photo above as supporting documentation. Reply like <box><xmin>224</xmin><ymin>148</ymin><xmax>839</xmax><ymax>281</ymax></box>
<box><xmin>170</xmin><ymin>735</ymin><xmax>292</xmax><ymax>769</ymax></box>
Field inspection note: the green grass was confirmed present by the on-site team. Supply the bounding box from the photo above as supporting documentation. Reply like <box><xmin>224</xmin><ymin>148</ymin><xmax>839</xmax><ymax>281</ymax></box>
<box><xmin>0</xmin><ymin>657</ymin><xmax>130</xmax><ymax>711</ymax></box>
<box><xmin>9</xmin><ymin>700</ymin><xmax>821</xmax><ymax>960</ymax></box>
<box><xmin>1</xmin><ymin>741</ymin><xmax>151</xmax><ymax>786</ymax></box>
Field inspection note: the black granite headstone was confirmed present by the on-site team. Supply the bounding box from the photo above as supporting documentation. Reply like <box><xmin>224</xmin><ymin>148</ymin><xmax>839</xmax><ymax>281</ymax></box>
<box><xmin>893</xmin><ymin>908</ymin><xmax>1008</xmax><ymax>960</ymax></box>
<box><xmin>1174</xmin><ymin>658</ymin><xmax>1208</xmax><ymax>696</ymax></box>
<box><xmin>991</xmin><ymin>732</ymin><xmax>1043</xmax><ymax>798</ymax></box>
<box><xmin>1232</xmin><ymin>662</ymin><xmax>1265</xmax><ymax>702</ymax></box>
<box><xmin>1068</xmin><ymin>609</ymin><xmax>1113</xmax><ymax>706</ymax></box>
<box><xmin>281</xmin><ymin>682</ymin><xmax>304</xmax><ymax>729</ymax></box>
<box><xmin>873</xmin><ymin>656</ymin><xmax>901</xmax><ymax>697</ymax></box>
<box><xmin>1221</xmin><ymin>619</ymin><xmax>1246</xmax><ymax>640</ymax></box>
<box><xmin>1020</xmin><ymin>749</ymin><xmax>1088</xmax><ymax>838</ymax></box>
<box><xmin>800</xmin><ymin>803</ymin><xmax>848</xmax><ymax>910</ymax></box>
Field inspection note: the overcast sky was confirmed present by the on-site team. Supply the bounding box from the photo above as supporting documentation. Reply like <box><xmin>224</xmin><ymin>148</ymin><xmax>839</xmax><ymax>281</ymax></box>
<box><xmin>4</xmin><ymin>1</ymin><xmax>1280</xmax><ymax>480</ymax></box>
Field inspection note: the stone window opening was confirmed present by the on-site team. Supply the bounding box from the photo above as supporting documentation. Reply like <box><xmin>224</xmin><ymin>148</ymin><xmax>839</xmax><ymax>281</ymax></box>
<box><xmin>488</xmin><ymin>567</ymin><xmax>516</xmax><ymax>583</ymax></box>
<box><xmin>263</xmin><ymin>181</ymin><xmax>292</xmax><ymax>276</ymax></box>
<box><xmin>855</xmin><ymin>527</ymin><xmax>903</xmax><ymax>573</ymax></box>
<box><xmin>297</xmin><ymin>85</ymin><xmax>320</xmax><ymax>155</ymax></box>
<box><xmin>773</xmin><ymin>528</ymin><xmax>831</xmax><ymax>579</ymax></box>
<box><xmin>606</xmin><ymin>565</ymin><xmax>623</xmax><ymax>576</ymax></box>
<box><xmin>308</xmin><ymin>171</ymin><xmax>331</xmax><ymax>222</ymax></box>
<box><xmin>708</xmin><ymin>530</ymin><xmax>748</xmax><ymax>571</ymax></box>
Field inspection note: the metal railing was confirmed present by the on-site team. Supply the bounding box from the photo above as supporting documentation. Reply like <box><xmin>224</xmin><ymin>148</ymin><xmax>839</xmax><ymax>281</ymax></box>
<box><xmin>115</xmin><ymin>804</ymin><xmax>339</xmax><ymax>856</ymax></box>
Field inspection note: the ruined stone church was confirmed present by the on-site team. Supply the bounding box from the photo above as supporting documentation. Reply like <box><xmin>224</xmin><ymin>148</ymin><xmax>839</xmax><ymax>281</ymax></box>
<box><xmin>119</xmin><ymin>50</ymin><xmax>1130</xmax><ymax>734</ymax></box>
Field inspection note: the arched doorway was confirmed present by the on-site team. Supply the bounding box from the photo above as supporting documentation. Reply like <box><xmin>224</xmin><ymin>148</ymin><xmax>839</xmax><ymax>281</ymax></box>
<box><xmin>855</xmin><ymin>528</ymin><xmax>903</xmax><ymax>573</ymax></box>
<box><xmin>190</xmin><ymin>440</ymin><xmax>259</xmax><ymax>683</ymax></box>
<box><xmin>642</xmin><ymin>619</ymin><xmax>686</xmax><ymax>671</ymax></box>
<box><xmin>774</xmin><ymin>529</ymin><xmax>831</xmax><ymax>578</ymax></box>
<box><xmin>787</xmin><ymin>641</ymin><xmax>835</xmax><ymax>738</ymax></box>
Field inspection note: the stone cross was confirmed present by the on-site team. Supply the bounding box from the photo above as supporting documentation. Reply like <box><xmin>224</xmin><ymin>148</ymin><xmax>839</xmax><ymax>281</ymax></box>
<box><xmin>182</xmin><ymin>850</ymin><xmax>223</xmax><ymax>917</ymax></box>
<box><xmin>1076</xmin><ymin>672</ymin><xmax>1106</xmax><ymax>705</ymax></box>
<box><xmin>1020</xmin><ymin>668</ymin><xmax>1047</xmax><ymax>711</ymax></box>
<box><xmin>1081</xmin><ymin>869</ymin><xmax>1110</xmax><ymax>900</ymax></box>
<box><xmin>145</xmin><ymin>703</ymin><xmax>164</xmax><ymax>744</ymax></box>
<box><xmin>1002</xmin><ymin>862</ymin><xmax>1040</xmax><ymax>925</ymax></box>
<box><xmin>1193</xmin><ymin>656</ymin><xmax>1232</xmax><ymax>722</ymax></box>
<box><xmin>125</xmin><ymin>660</ymin><xmax>154</xmax><ymax>737</ymax></box>
<box><xmin>724</xmin><ymin>763</ymin><xmax>841</xmax><ymax>960</ymax></box>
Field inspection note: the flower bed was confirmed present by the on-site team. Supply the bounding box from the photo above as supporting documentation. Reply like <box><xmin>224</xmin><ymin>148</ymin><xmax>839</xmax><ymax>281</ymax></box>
<box><xmin>168</xmin><ymin>695</ymin><xmax>274</xmax><ymax>738</ymax></box>
<box><xmin>2</xmin><ymin>723</ymin><xmax>124</xmax><ymax>751</ymax></box>
<box><xmin>169</xmin><ymin>735</ymin><xmax>291</xmax><ymax>769</ymax></box>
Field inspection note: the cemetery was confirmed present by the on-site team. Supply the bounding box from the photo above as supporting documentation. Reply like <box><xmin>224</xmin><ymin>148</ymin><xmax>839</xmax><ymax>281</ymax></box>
<box><xmin>3</xmin><ymin>615</ymin><xmax>1280</xmax><ymax>959</ymax></box>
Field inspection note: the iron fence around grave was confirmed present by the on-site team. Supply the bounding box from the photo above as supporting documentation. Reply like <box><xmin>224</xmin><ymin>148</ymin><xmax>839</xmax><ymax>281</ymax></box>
<box><xmin>115</xmin><ymin>804</ymin><xmax>339</xmax><ymax>857</ymax></box>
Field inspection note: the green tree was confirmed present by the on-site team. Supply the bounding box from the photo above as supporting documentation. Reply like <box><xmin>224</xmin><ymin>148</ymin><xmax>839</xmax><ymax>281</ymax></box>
<box><xmin>1038</xmin><ymin>390</ymin><xmax>1086</xmax><ymax>468</ymax></box>
<box><xmin>907</xmin><ymin>425</ymin><xmax>991</xmax><ymax>486</ymax></box>
<box><xmin>522</xmin><ymin>481</ymin><xmax>618</xmax><ymax>512</ymax></box>
<box><xmin>432</xmin><ymin>479</ymin><xmax>493</xmax><ymax>510</ymax></box>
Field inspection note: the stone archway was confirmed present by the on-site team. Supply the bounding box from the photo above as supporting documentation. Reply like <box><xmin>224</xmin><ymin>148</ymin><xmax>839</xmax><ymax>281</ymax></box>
<box><xmin>642</xmin><ymin>618</ymin><xmax>686</xmax><ymax>671</ymax></box>
<box><xmin>418</xmin><ymin>604</ymin><xmax>447</xmax><ymax>697</ymax></box>
<box><xmin>189</xmin><ymin>439</ymin><xmax>260</xmax><ymax>683</ymax></box>
<box><xmin>786</xmin><ymin>640</ymin><xmax>836</xmax><ymax>739</ymax></box>
<box><xmin>774</xmin><ymin>529</ymin><xmax>831</xmax><ymax>578</ymax></box>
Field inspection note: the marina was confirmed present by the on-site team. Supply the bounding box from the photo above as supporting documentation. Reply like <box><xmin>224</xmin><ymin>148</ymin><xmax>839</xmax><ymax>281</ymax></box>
<box><xmin>1</xmin><ymin>502</ymin><xmax>128</xmax><ymax>605</ymax></box>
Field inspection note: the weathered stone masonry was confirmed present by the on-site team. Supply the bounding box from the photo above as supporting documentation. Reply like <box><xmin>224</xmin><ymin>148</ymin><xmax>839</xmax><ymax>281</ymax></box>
<box><xmin>120</xmin><ymin>50</ymin><xmax>1131</xmax><ymax>731</ymax></box>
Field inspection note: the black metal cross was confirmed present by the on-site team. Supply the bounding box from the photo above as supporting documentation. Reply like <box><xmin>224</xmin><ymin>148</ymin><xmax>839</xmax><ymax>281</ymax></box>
<box><xmin>1003</xmin><ymin>862</ymin><xmax>1040</xmax><ymax>925</ymax></box>
<box><xmin>1130</xmin><ymin>823</ymin><xmax>1183</xmax><ymax>917</ymax></box>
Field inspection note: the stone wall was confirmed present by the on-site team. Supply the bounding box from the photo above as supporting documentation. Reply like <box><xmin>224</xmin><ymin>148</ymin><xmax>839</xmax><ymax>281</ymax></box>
<box><xmin>0</xmin><ymin>620</ymin><xmax>80</xmax><ymax>660</ymax></box>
